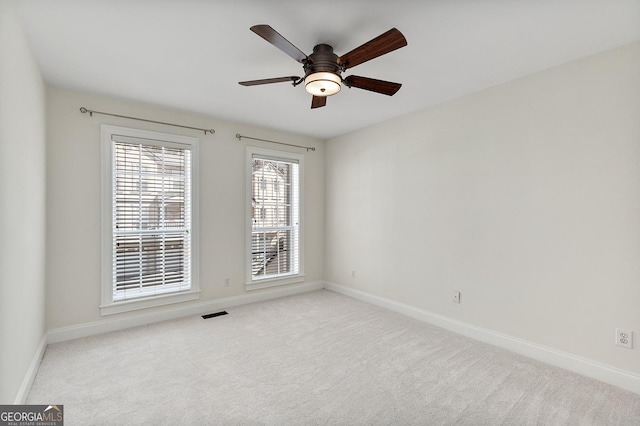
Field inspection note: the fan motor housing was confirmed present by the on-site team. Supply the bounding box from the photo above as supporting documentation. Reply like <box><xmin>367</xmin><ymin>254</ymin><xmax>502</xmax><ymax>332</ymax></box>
<box><xmin>304</xmin><ymin>44</ymin><xmax>342</xmax><ymax>78</ymax></box>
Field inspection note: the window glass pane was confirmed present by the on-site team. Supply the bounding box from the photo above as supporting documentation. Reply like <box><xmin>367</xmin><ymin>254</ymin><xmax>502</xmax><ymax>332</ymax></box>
<box><xmin>112</xmin><ymin>141</ymin><xmax>191</xmax><ymax>301</ymax></box>
<box><xmin>250</xmin><ymin>154</ymin><xmax>299</xmax><ymax>281</ymax></box>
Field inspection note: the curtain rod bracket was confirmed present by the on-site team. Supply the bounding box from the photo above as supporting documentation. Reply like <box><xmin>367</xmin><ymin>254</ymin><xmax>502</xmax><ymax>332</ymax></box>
<box><xmin>80</xmin><ymin>107</ymin><xmax>215</xmax><ymax>135</ymax></box>
<box><xmin>236</xmin><ymin>134</ymin><xmax>315</xmax><ymax>152</ymax></box>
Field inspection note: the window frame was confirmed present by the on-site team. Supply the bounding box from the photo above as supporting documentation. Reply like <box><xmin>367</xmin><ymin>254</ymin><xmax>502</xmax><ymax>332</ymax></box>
<box><xmin>245</xmin><ymin>146</ymin><xmax>305</xmax><ymax>290</ymax></box>
<box><xmin>101</xmin><ymin>125</ymin><xmax>200</xmax><ymax>315</ymax></box>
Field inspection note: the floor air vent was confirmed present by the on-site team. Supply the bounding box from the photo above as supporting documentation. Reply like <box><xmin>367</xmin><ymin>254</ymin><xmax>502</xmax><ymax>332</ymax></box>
<box><xmin>202</xmin><ymin>311</ymin><xmax>228</xmax><ymax>319</ymax></box>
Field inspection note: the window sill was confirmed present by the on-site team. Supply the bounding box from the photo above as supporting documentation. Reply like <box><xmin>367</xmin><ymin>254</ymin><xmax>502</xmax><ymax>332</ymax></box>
<box><xmin>100</xmin><ymin>290</ymin><xmax>200</xmax><ymax>316</ymax></box>
<box><xmin>245</xmin><ymin>274</ymin><xmax>305</xmax><ymax>291</ymax></box>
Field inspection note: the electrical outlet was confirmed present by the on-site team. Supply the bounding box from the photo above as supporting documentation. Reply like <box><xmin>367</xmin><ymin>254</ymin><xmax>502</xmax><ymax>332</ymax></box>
<box><xmin>616</xmin><ymin>328</ymin><xmax>633</xmax><ymax>349</ymax></box>
<box><xmin>224</xmin><ymin>278</ymin><xmax>230</xmax><ymax>287</ymax></box>
<box><xmin>452</xmin><ymin>290</ymin><xmax>461</xmax><ymax>304</ymax></box>
<box><xmin>351</xmin><ymin>270</ymin><xmax>356</xmax><ymax>278</ymax></box>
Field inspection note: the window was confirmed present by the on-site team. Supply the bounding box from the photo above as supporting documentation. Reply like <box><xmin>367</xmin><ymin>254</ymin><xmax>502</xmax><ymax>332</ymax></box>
<box><xmin>101</xmin><ymin>125</ymin><xmax>199</xmax><ymax>315</ymax></box>
<box><xmin>246</xmin><ymin>147</ymin><xmax>304</xmax><ymax>290</ymax></box>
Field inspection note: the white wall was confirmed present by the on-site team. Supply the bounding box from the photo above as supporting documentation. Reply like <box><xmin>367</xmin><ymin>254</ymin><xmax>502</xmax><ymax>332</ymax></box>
<box><xmin>0</xmin><ymin>0</ymin><xmax>47</xmax><ymax>403</ymax></box>
<box><xmin>325</xmin><ymin>42</ymin><xmax>640</xmax><ymax>375</ymax></box>
<box><xmin>46</xmin><ymin>87</ymin><xmax>325</xmax><ymax>330</ymax></box>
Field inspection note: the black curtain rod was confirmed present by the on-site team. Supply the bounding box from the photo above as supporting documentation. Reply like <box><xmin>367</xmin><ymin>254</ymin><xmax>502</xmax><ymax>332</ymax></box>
<box><xmin>79</xmin><ymin>107</ymin><xmax>215</xmax><ymax>135</ymax></box>
<box><xmin>235</xmin><ymin>134</ymin><xmax>315</xmax><ymax>152</ymax></box>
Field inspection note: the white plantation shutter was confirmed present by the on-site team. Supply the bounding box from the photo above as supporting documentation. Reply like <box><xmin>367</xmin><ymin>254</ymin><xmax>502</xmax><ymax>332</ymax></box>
<box><xmin>111</xmin><ymin>135</ymin><xmax>192</xmax><ymax>301</ymax></box>
<box><xmin>246</xmin><ymin>147</ymin><xmax>304</xmax><ymax>288</ymax></box>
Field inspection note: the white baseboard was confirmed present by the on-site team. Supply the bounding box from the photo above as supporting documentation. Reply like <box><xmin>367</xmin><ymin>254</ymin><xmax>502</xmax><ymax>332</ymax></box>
<box><xmin>14</xmin><ymin>333</ymin><xmax>47</xmax><ymax>404</ymax></box>
<box><xmin>324</xmin><ymin>281</ymin><xmax>640</xmax><ymax>395</ymax></box>
<box><xmin>48</xmin><ymin>281</ymin><xmax>324</xmax><ymax>344</ymax></box>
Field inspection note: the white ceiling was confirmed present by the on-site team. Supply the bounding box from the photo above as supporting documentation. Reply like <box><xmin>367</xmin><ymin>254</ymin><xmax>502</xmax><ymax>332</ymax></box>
<box><xmin>15</xmin><ymin>0</ymin><xmax>640</xmax><ymax>140</ymax></box>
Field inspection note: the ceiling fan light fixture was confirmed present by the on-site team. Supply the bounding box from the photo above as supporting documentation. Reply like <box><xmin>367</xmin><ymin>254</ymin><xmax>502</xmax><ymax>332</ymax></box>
<box><xmin>241</xmin><ymin>25</ymin><xmax>407</xmax><ymax>109</ymax></box>
<box><xmin>304</xmin><ymin>72</ymin><xmax>341</xmax><ymax>97</ymax></box>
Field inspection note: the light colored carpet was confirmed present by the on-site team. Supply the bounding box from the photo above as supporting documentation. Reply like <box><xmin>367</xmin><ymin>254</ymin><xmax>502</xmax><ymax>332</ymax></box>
<box><xmin>28</xmin><ymin>290</ymin><xmax>640</xmax><ymax>425</ymax></box>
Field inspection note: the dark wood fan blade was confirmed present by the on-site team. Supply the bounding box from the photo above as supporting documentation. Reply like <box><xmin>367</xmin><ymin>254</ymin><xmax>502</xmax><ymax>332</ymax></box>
<box><xmin>338</xmin><ymin>28</ymin><xmax>407</xmax><ymax>70</ymax></box>
<box><xmin>251</xmin><ymin>25</ymin><xmax>308</xmax><ymax>63</ymax></box>
<box><xmin>343</xmin><ymin>75</ymin><xmax>402</xmax><ymax>96</ymax></box>
<box><xmin>239</xmin><ymin>76</ymin><xmax>300</xmax><ymax>86</ymax></box>
<box><xmin>311</xmin><ymin>96</ymin><xmax>326</xmax><ymax>109</ymax></box>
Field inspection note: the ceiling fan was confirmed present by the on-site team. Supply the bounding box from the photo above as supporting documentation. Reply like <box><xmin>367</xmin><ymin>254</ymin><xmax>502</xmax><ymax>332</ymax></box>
<box><xmin>239</xmin><ymin>25</ymin><xmax>408</xmax><ymax>109</ymax></box>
